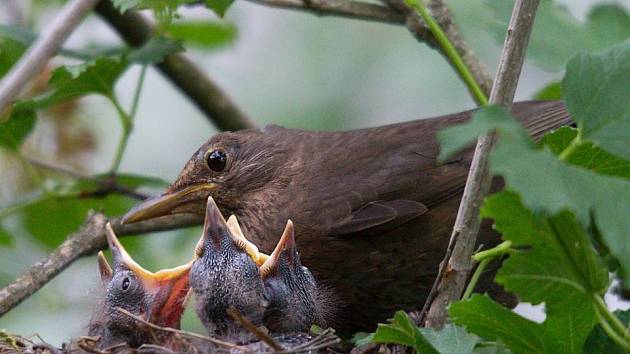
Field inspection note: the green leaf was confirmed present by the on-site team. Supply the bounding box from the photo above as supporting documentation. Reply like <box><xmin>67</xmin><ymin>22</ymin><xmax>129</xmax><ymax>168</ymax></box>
<box><xmin>22</xmin><ymin>194</ymin><xmax>136</xmax><ymax>249</ymax></box>
<box><xmin>481</xmin><ymin>192</ymin><xmax>606</xmax><ymax>352</ymax></box>
<box><xmin>0</xmin><ymin>25</ymin><xmax>95</xmax><ymax>60</ymax></box>
<box><xmin>0</xmin><ymin>108</ymin><xmax>36</xmax><ymax>151</ymax></box>
<box><xmin>418</xmin><ymin>324</ymin><xmax>479</xmax><ymax>354</ymax></box>
<box><xmin>437</xmin><ymin>105</ymin><xmax>531</xmax><ymax>161</ymax></box>
<box><xmin>0</xmin><ymin>37</ymin><xmax>25</xmax><ymax>77</ymax></box>
<box><xmin>14</xmin><ymin>57</ymin><xmax>128</xmax><ymax>113</ymax></box>
<box><xmin>584</xmin><ymin>309</ymin><xmax>630</xmax><ymax>353</ymax></box>
<box><xmin>204</xmin><ymin>0</ymin><xmax>235</xmax><ymax>17</ymax></box>
<box><xmin>540</xmin><ymin>127</ymin><xmax>630</xmax><ymax>179</ymax></box>
<box><xmin>168</xmin><ymin>21</ymin><xmax>237</xmax><ymax>49</ymax></box>
<box><xmin>103</xmin><ymin>173</ymin><xmax>170</xmax><ymax>189</ymax></box>
<box><xmin>562</xmin><ymin>41</ymin><xmax>630</xmax><ymax>160</ymax></box>
<box><xmin>478</xmin><ymin>1</ymin><xmax>630</xmax><ymax>71</ymax></box>
<box><xmin>473</xmin><ymin>343</ymin><xmax>513</xmax><ymax>354</ymax></box>
<box><xmin>533</xmin><ymin>81</ymin><xmax>561</xmax><ymax>100</ymax></box>
<box><xmin>128</xmin><ymin>36</ymin><xmax>183</xmax><ymax>63</ymax></box>
<box><xmin>440</xmin><ymin>106</ymin><xmax>630</xmax><ymax>284</ymax></box>
<box><xmin>112</xmin><ymin>0</ymin><xmax>195</xmax><ymax>26</ymax></box>
<box><xmin>450</xmin><ymin>295</ymin><xmax>548</xmax><ymax>354</ymax></box>
<box><xmin>0</xmin><ymin>225</ymin><xmax>13</xmax><ymax>247</ymax></box>
<box><xmin>112</xmin><ymin>0</ymin><xmax>140</xmax><ymax>13</ymax></box>
<box><xmin>350</xmin><ymin>332</ymin><xmax>375</xmax><ymax>347</ymax></box>
<box><xmin>372</xmin><ymin>311</ymin><xmax>440</xmax><ymax>354</ymax></box>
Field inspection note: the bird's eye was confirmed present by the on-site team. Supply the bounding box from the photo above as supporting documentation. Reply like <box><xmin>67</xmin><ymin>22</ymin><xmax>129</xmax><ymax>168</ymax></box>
<box><xmin>206</xmin><ymin>150</ymin><xmax>227</xmax><ymax>172</ymax></box>
<box><xmin>121</xmin><ymin>277</ymin><xmax>130</xmax><ymax>291</ymax></box>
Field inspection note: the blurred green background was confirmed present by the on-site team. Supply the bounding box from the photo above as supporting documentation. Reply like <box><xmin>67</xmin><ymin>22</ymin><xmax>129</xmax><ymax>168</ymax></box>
<box><xmin>0</xmin><ymin>0</ymin><xmax>628</xmax><ymax>344</ymax></box>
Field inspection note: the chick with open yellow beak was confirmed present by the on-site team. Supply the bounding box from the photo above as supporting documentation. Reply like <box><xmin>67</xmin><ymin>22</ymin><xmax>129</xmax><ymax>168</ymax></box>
<box><xmin>88</xmin><ymin>223</ymin><xmax>194</xmax><ymax>348</ymax></box>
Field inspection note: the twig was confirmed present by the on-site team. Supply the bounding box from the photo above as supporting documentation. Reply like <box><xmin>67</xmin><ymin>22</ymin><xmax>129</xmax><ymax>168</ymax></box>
<box><xmin>244</xmin><ymin>0</ymin><xmax>405</xmax><ymax>24</ymax></box>
<box><xmin>94</xmin><ymin>0</ymin><xmax>257</xmax><ymax>132</ymax></box>
<box><xmin>227</xmin><ymin>307</ymin><xmax>285</xmax><ymax>352</ymax></box>
<box><xmin>276</xmin><ymin>328</ymin><xmax>340</xmax><ymax>354</ymax></box>
<box><xmin>116</xmin><ymin>307</ymin><xmax>252</xmax><ymax>352</ymax></box>
<box><xmin>423</xmin><ymin>0</ymin><xmax>540</xmax><ymax>328</ymax></box>
<box><xmin>384</xmin><ymin>0</ymin><xmax>493</xmax><ymax>95</ymax></box>
<box><xmin>0</xmin><ymin>212</ymin><xmax>202</xmax><ymax>317</ymax></box>
<box><xmin>0</xmin><ymin>0</ymin><xmax>100</xmax><ymax>114</ymax></box>
<box><xmin>26</xmin><ymin>157</ymin><xmax>150</xmax><ymax>200</ymax></box>
<box><xmin>403</xmin><ymin>0</ymin><xmax>488</xmax><ymax>105</ymax></box>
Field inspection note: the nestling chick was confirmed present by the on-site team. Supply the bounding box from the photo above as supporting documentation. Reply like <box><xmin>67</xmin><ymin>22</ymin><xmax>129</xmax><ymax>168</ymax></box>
<box><xmin>190</xmin><ymin>196</ymin><xmax>268</xmax><ymax>337</ymax></box>
<box><xmin>261</xmin><ymin>220</ymin><xmax>329</xmax><ymax>333</ymax></box>
<box><xmin>88</xmin><ymin>223</ymin><xmax>193</xmax><ymax>348</ymax></box>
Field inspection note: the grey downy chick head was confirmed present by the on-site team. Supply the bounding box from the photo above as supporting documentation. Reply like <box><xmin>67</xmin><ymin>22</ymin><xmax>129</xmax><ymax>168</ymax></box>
<box><xmin>190</xmin><ymin>196</ymin><xmax>268</xmax><ymax>336</ymax></box>
<box><xmin>89</xmin><ymin>223</ymin><xmax>193</xmax><ymax>348</ymax></box>
<box><xmin>261</xmin><ymin>220</ymin><xmax>327</xmax><ymax>333</ymax></box>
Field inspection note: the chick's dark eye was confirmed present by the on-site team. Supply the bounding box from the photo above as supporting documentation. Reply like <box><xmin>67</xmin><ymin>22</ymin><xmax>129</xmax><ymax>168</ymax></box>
<box><xmin>206</xmin><ymin>150</ymin><xmax>227</xmax><ymax>172</ymax></box>
<box><xmin>121</xmin><ymin>277</ymin><xmax>130</xmax><ymax>291</ymax></box>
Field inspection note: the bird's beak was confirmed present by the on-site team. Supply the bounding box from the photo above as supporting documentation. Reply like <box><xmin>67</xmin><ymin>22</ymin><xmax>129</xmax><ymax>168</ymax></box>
<box><xmin>97</xmin><ymin>251</ymin><xmax>113</xmax><ymax>282</ymax></box>
<box><xmin>260</xmin><ymin>220</ymin><xmax>296</xmax><ymax>278</ymax></box>
<box><xmin>121</xmin><ymin>183</ymin><xmax>217</xmax><ymax>224</ymax></box>
<box><xmin>194</xmin><ymin>197</ymin><xmax>269</xmax><ymax>264</ymax></box>
<box><xmin>195</xmin><ymin>196</ymin><xmax>233</xmax><ymax>256</ymax></box>
<box><xmin>104</xmin><ymin>223</ymin><xmax>193</xmax><ymax>328</ymax></box>
<box><xmin>227</xmin><ymin>214</ymin><xmax>269</xmax><ymax>266</ymax></box>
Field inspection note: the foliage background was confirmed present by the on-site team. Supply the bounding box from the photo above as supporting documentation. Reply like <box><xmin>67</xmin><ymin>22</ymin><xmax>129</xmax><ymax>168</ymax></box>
<box><xmin>0</xmin><ymin>0</ymin><xmax>628</xmax><ymax>345</ymax></box>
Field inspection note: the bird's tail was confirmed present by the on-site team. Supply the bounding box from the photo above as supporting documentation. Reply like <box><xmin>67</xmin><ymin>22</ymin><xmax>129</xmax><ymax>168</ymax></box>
<box><xmin>512</xmin><ymin>100</ymin><xmax>574</xmax><ymax>141</ymax></box>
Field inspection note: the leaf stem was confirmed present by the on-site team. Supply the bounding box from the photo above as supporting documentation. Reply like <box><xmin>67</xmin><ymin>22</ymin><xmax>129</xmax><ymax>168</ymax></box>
<box><xmin>593</xmin><ymin>297</ymin><xmax>630</xmax><ymax>352</ymax></box>
<box><xmin>558</xmin><ymin>131</ymin><xmax>581</xmax><ymax>161</ymax></box>
<box><xmin>129</xmin><ymin>64</ymin><xmax>148</xmax><ymax>120</ymax></box>
<box><xmin>462</xmin><ymin>241</ymin><xmax>513</xmax><ymax>300</ymax></box>
<box><xmin>403</xmin><ymin>0</ymin><xmax>489</xmax><ymax>106</ymax></box>
<box><xmin>462</xmin><ymin>258</ymin><xmax>490</xmax><ymax>300</ymax></box>
<box><xmin>108</xmin><ymin>65</ymin><xmax>147</xmax><ymax>173</ymax></box>
<box><xmin>109</xmin><ymin>95</ymin><xmax>131</xmax><ymax>173</ymax></box>
<box><xmin>472</xmin><ymin>240</ymin><xmax>513</xmax><ymax>262</ymax></box>
<box><xmin>593</xmin><ymin>294</ymin><xmax>630</xmax><ymax>341</ymax></box>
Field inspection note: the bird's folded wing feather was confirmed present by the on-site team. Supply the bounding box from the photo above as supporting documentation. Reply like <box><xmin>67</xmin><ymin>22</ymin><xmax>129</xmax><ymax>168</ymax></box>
<box><xmin>291</xmin><ymin>100</ymin><xmax>572</xmax><ymax>239</ymax></box>
<box><xmin>328</xmin><ymin>200</ymin><xmax>428</xmax><ymax>236</ymax></box>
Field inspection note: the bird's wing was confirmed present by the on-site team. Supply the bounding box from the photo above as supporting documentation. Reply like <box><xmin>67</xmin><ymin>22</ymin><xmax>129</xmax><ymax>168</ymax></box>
<box><xmin>327</xmin><ymin>199</ymin><xmax>428</xmax><ymax>236</ymax></box>
<box><xmin>290</xmin><ymin>119</ymin><xmax>472</xmax><ymax>239</ymax></box>
<box><xmin>291</xmin><ymin>100</ymin><xmax>572</xmax><ymax>239</ymax></box>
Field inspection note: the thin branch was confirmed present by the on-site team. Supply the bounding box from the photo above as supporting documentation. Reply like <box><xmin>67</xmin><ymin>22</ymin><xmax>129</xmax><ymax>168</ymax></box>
<box><xmin>384</xmin><ymin>0</ymin><xmax>493</xmax><ymax>94</ymax></box>
<box><xmin>94</xmin><ymin>0</ymin><xmax>257</xmax><ymax>132</ymax></box>
<box><xmin>424</xmin><ymin>0</ymin><xmax>541</xmax><ymax>328</ymax></box>
<box><xmin>276</xmin><ymin>328</ymin><xmax>340</xmax><ymax>354</ymax></box>
<box><xmin>0</xmin><ymin>212</ymin><xmax>202</xmax><ymax>317</ymax></box>
<box><xmin>404</xmin><ymin>0</ymin><xmax>488</xmax><ymax>105</ymax></box>
<box><xmin>227</xmin><ymin>307</ymin><xmax>285</xmax><ymax>352</ymax></box>
<box><xmin>116</xmin><ymin>307</ymin><xmax>252</xmax><ymax>352</ymax></box>
<box><xmin>244</xmin><ymin>0</ymin><xmax>405</xmax><ymax>24</ymax></box>
<box><xmin>26</xmin><ymin>157</ymin><xmax>150</xmax><ymax>200</ymax></box>
<box><xmin>0</xmin><ymin>0</ymin><xmax>100</xmax><ymax>114</ymax></box>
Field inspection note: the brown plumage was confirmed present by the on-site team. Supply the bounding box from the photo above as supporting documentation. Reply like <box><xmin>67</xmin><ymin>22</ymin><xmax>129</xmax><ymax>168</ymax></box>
<box><xmin>123</xmin><ymin>100</ymin><xmax>573</xmax><ymax>332</ymax></box>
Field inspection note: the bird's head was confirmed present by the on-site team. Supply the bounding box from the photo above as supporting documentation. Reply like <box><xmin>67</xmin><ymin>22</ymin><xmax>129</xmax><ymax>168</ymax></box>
<box><xmin>260</xmin><ymin>220</ymin><xmax>326</xmax><ymax>332</ymax></box>
<box><xmin>190</xmin><ymin>196</ymin><xmax>268</xmax><ymax>334</ymax></box>
<box><xmin>122</xmin><ymin>129</ymin><xmax>290</xmax><ymax>224</ymax></box>
<box><xmin>91</xmin><ymin>223</ymin><xmax>192</xmax><ymax>345</ymax></box>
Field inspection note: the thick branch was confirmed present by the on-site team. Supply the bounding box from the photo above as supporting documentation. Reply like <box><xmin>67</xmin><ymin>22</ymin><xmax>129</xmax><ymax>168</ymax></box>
<box><xmin>0</xmin><ymin>212</ymin><xmax>202</xmax><ymax>317</ymax></box>
<box><xmin>95</xmin><ymin>0</ymin><xmax>257</xmax><ymax>131</ymax></box>
<box><xmin>0</xmin><ymin>0</ymin><xmax>99</xmax><ymax>114</ymax></box>
<box><xmin>244</xmin><ymin>0</ymin><xmax>405</xmax><ymax>24</ymax></box>
<box><xmin>424</xmin><ymin>0</ymin><xmax>540</xmax><ymax>328</ymax></box>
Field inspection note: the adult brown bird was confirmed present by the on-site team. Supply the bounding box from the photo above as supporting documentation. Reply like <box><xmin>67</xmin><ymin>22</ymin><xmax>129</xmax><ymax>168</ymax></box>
<box><xmin>123</xmin><ymin>100</ymin><xmax>572</xmax><ymax>332</ymax></box>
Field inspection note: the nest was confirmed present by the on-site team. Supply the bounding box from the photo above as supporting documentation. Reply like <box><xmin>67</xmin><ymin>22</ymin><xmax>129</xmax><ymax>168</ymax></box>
<box><xmin>0</xmin><ymin>308</ymin><xmax>341</xmax><ymax>354</ymax></box>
